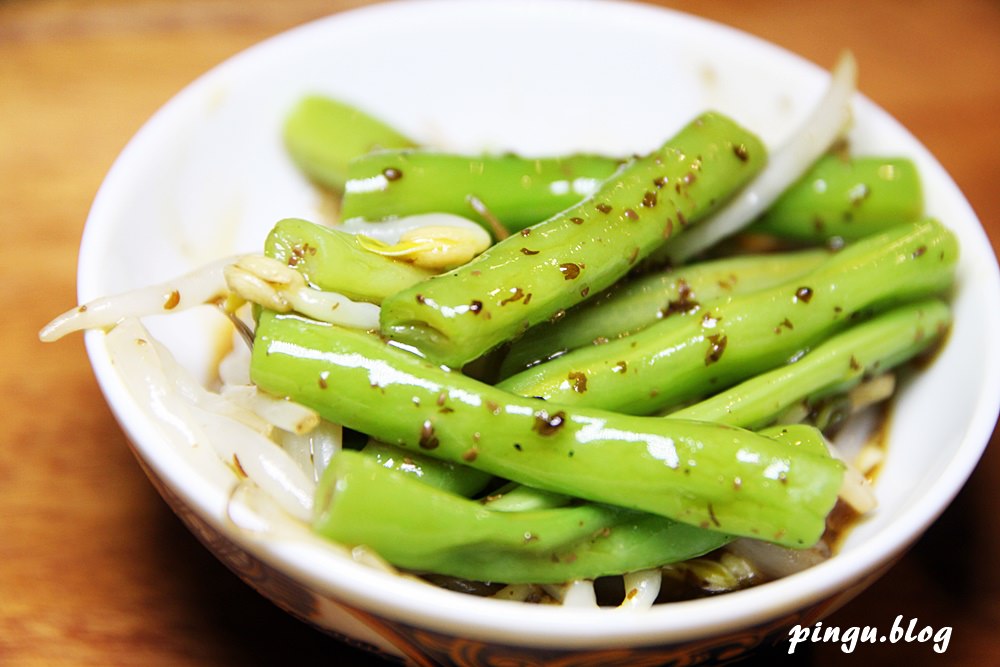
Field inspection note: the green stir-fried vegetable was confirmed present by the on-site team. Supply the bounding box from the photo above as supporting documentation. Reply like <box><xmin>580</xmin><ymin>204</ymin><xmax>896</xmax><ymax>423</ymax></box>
<box><xmin>497</xmin><ymin>219</ymin><xmax>956</xmax><ymax>414</ymax></box>
<box><xmin>41</xmin><ymin>84</ymin><xmax>956</xmax><ymax>602</ymax></box>
<box><xmin>241</xmin><ymin>93</ymin><xmax>957</xmax><ymax>591</ymax></box>
<box><xmin>378</xmin><ymin>112</ymin><xmax>767</xmax><ymax>369</ymax></box>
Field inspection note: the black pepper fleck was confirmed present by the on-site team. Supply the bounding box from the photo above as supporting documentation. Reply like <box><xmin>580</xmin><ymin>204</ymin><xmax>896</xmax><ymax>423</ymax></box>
<box><xmin>708</xmin><ymin>503</ymin><xmax>721</xmax><ymax>527</ymax></box>
<box><xmin>661</xmin><ymin>280</ymin><xmax>698</xmax><ymax>317</ymax></box>
<box><xmin>500</xmin><ymin>287</ymin><xmax>526</xmax><ymax>305</ymax></box>
<box><xmin>705</xmin><ymin>334</ymin><xmax>728</xmax><ymax>365</ymax></box>
<box><xmin>662</xmin><ymin>218</ymin><xmax>674</xmax><ymax>239</ymax></box>
<box><xmin>419</xmin><ymin>420</ymin><xmax>439</xmax><ymax>450</ymax></box>
<box><xmin>532</xmin><ymin>410</ymin><xmax>567</xmax><ymax>436</ymax></box>
<box><xmin>774</xmin><ymin>318</ymin><xmax>794</xmax><ymax>334</ymax></box>
<box><xmin>559</xmin><ymin>263</ymin><xmax>581</xmax><ymax>280</ymax></box>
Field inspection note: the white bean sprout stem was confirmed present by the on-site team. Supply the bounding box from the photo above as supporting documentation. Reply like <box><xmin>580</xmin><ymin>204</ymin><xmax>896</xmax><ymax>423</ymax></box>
<box><xmin>664</xmin><ymin>51</ymin><xmax>857</xmax><ymax>262</ymax></box>
<box><xmin>542</xmin><ymin>580</ymin><xmax>599</xmax><ymax>608</ymax></box>
<box><xmin>106</xmin><ymin>317</ymin><xmax>316</xmax><ymax>522</ymax></box>
<box><xmin>224</xmin><ymin>255</ymin><xmax>380</xmax><ymax>329</ymax></box>
<box><xmin>619</xmin><ymin>570</ymin><xmax>662</xmax><ymax>610</ymax></box>
<box><xmin>39</xmin><ymin>255</ymin><xmax>240</xmax><ymax>342</ymax></box>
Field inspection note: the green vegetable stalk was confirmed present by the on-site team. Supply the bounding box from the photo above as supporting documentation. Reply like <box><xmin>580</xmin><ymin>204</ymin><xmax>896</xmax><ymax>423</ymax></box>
<box><xmin>314</xmin><ymin>450</ymin><xmax>730</xmax><ymax>584</ymax></box>
<box><xmin>670</xmin><ymin>298</ymin><xmax>952</xmax><ymax>428</ymax></box>
<box><xmin>488</xmin><ymin>298</ymin><xmax>950</xmax><ymax>516</ymax></box>
<box><xmin>378</xmin><ymin>112</ymin><xmax>767</xmax><ymax>368</ymax></box>
<box><xmin>749</xmin><ymin>155</ymin><xmax>923</xmax><ymax>242</ymax></box>
<box><xmin>500</xmin><ymin>248</ymin><xmax>830</xmax><ymax>376</ymax></box>
<box><xmin>340</xmin><ymin>150</ymin><xmax>622</xmax><ymax>233</ymax></box>
<box><xmin>264</xmin><ymin>217</ymin><xmax>433</xmax><ymax>303</ymax></box>
<box><xmin>498</xmin><ymin>219</ymin><xmax>958</xmax><ymax>415</ymax></box>
<box><xmin>251</xmin><ymin>311</ymin><xmax>843</xmax><ymax>548</ymax></box>
<box><xmin>359</xmin><ymin>439</ymin><xmax>494</xmax><ymax>497</ymax></box>
<box><xmin>478</xmin><ymin>423</ymin><xmax>835</xmax><ymax>517</ymax></box>
<box><xmin>283</xmin><ymin>95</ymin><xmax>416</xmax><ymax>192</ymax></box>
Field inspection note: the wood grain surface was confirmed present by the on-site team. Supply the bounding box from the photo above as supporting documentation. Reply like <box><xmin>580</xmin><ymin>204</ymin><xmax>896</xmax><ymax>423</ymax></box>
<box><xmin>2</xmin><ymin>1</ymin><xmax>998</xmax><ymax>665</ymax></box>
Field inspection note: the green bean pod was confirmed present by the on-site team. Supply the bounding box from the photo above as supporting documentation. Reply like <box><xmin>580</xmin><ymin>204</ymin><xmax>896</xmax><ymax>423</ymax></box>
<box><xmin>252</xmin><ymin>311</ymin><xmax>843</xmax><ymax>547</ymax></box>
<box><xmin>283</xmin><ymin>95</ymin><xmax>417</xmax><ymax>192</ymax></box>
<box><xmin>264</xmin><ymin>218</ymin><xmax>434</xmax><ymax>303</ymax></box>
<box><xmin>378</xmin><ymin>112</ymin><xmax>767</xmax><ymax>368</ymax></box>
<box><xmin>497</xmin><ymin>219</ymin><xmax>958</xmax><ymax>415</ymax></box>
<box><xmin>670</xmin><ymin>298</ymin><xmax>952</xmax><ymax>428</ymax></box>
<box><xmin>314</xmin><ymin>450</ymin><xmax>730</xmax><ymax>583</ymax></box>
<box><xmin>486</xmin><ymin>298</ymin><xmax>949</xmax><ymax>514</ymax></box>
<box><xmin>500</xmin><ymin>248</ymin><xmax>830</xmax><ymax>376</ymax></box>
<box><xmin>479</xmin><ymin>422</ymin><xmax>834</xmax><ymax>515</ymax></box>
<box><xmin>360</xmin><ymin>439</ymin><xmax>494</xmax><ymax>497</ymax></box>
<box><xmin>340</xmin><ymin>150</ymin><xmax>623</xmax><ymax>233</ymax></box>
<box><xmin>481</xmin><ymin>482</ymin><xmax>572</xmax><ymax>512</ymax></box>
<box><xmin>749</xmin><ymin>155</ymin><xmax>923</xmax><ymax>242</ymax></box>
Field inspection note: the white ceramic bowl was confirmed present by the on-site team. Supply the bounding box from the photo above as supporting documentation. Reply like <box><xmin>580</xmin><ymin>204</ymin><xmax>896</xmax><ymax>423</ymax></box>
<box><xmin>78</xmin><ymin>1</ymin><xmax>1000</xmax><ymax>663</ymax></box>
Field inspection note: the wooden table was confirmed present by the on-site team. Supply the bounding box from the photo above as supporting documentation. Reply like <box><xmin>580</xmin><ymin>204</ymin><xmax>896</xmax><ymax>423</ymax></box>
<box><xmin>3</xmin><ymin>1</ymin><xmax>998</xmax><ymax>664</ymax></box>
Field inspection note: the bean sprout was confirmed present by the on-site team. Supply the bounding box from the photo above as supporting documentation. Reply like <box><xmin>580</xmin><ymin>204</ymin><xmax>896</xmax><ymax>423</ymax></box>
<box><xmin>664</xmin><ymin>51</ymin><xmax>857</xmax><ymax>261</ymax></box>
<box><xmin>543</xmin><ymin>580</ymin><xmax>598</xmax><ymax>608</ymax></box>
<box><xmin>40</xmin><ymin>256</ymin><xmax>240</xmax><ymax>342</ymax></box>
<box><xmin>224</xmin><ymin>255</ymin><xmax>380</xmax><ymax>329</ymax></box>
<box><xmin>356</xmin><ymin>224</ymin><xmax>491</xmax><ymax>270</ymax></box>
<box><xmin>619</xmin><ymin>570</ymin><xmax>662</xmax><ymax>610</ymax></box>
<box><xmin>105</xmin><ymin>317</ymin><xmax>316</xmax><ymax>522</ymax></box>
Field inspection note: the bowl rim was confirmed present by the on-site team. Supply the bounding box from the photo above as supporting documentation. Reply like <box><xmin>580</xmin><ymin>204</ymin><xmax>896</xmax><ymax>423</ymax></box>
<box><xmin>78</xmin><ymin>0</ymin><xmax>1000</xmax><ymax>649</ymax></box>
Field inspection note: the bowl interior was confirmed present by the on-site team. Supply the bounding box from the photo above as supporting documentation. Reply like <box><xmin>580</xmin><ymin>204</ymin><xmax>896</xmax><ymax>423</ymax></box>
<box><xmin>80</xmin><ymin>0</ymin><xmax>1000</xmax><ymax>648</ymax></box>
